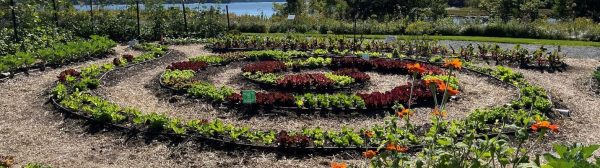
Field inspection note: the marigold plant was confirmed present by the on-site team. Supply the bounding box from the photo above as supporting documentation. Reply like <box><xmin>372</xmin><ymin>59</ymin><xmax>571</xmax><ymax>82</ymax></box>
<box><xmin>443</xmin><ymin>58</ymin><xmax>462</xmax><ymax>70</ymax></box>
<box><xmin>396</xmin><ymin>108</ymin><xmax>414</xmax><ymax>119</ymax></box>
<box><xmin>407</xmin><ymin>63</ymin><xmax>426</xmax><ymax>74</ymax></box>
<box><xmin>363</xmin><ymin>150</ymin><xmax>377</xmax><ymax>159</ymax></box>
<box><xmin>531</xmin><ymin>120</ymin><xmax>559</xmax><ymax>133</ymax></box>
<box><xmin>330</xmin><ymin>162</ymin><xmax>348</xmax><ymax>168</ymax></box>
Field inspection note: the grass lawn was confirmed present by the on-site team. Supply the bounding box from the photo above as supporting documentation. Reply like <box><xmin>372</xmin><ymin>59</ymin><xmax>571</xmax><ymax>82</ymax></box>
<box><xmin>243</xmin><ymin>33</ymin><xmax>600</xmax><ymax>47</ymax></box>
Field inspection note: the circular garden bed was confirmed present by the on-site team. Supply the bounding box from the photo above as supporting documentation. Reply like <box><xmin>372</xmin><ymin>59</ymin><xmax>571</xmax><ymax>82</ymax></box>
<box><xmin>49</xmin><ymin>46</ymin><xmax>555</xmax><ymax>152</ymax></box>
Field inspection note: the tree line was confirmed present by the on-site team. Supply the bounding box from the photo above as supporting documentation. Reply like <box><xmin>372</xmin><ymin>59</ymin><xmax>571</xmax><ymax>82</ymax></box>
<box><xmin>279</xmin><ymin>0</ymin><xmax>600</xmax><ymax>22</ymax></box>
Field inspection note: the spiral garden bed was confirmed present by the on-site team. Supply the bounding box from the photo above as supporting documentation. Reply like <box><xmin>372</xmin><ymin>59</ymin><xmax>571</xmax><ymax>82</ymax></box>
<box><xmin>44</xmin><ymin>37</ymin><xmax>566</xmax><ymax>156</ymax></box>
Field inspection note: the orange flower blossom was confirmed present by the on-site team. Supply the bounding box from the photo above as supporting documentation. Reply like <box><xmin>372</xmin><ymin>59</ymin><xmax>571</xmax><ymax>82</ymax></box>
<box><xmin>330</xmin><ymin>162</ymin><xmax>348</xmax><ymax>168</ymax></box>
<box><xmin>363</xmin><ymin>150</ymin><xmax>377</xmax><ymax>159</ymax></box>
<box><xmin>444</xmin><ymin>58</ymin><xmax>462</xmax><ymax>70</ymax></box>
<box><xmin>385</xmin><ymin>143</ymin><xmax>409</xmax><ymax>153</ymax></box>
<box><xmin>407</xmin><ymin>63</ymin><xmax>426</xmax><ymax>74</ymax></box>
<box><xmin>396</xmin><ymin>108</ymin><xmax>414</xmax><ymax>119</ymax></box>
<box><xmin>437</xmin><ymin>82</ymin><xmax>460</xmax><ymax>96</ymax></box>
<box><xmin>431</xmin><ymin>107</ymin><xmax>447</xmax><ymax>118</ymax></box>
<box><xmin>364</xmin><ymin>130</ymin><xmax>374</xmax><ymax>138</ymax></box>
<box><xmin>424</xmin><ymin>77</ymin><xmax>444</xmax><ymax>87</ymax></box>
<box><xmin>531</xmin><ymin>121</ymin><xmax>559</xmax><ymax>133</ymax></box>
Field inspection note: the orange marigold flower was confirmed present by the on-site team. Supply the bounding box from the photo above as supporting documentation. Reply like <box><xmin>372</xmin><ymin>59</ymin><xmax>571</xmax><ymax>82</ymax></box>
<box><xmin>437</xmin><ymin>83</ymin><xmax>459</xmax><ymax>95</ymax></box>
<box><xmin>363</xmin><ymin>150</ymin><xmax>377</xmax><ymax>159</ymax></box>
<box><xmin>431</xmin><ymin>107</ymin><xmax>447</xmax><ymax>118</ymax></box>
<box><xmin>444</xmin><ymin>58</ymin><xmax>462</xmax><ymax>70</ymax></box>
<box><xmin>331</xmin><ymin>162</ymin><xmax>348</xmax><ymax>168</ymax></box>
<box><xmin>395</xmin><ymin>146</ymin><xmax>409</xmax><ymax>153</ymax></box>
<box><xmin>424</xmin><ymin>78</ymin><xmax>444</xmax><ymax>87</ymax></box>
<box><xmin>531</xmin><ymin>121</ymin><xmax>559</xmax><ymax>133</ymax></box>
<box><xmin>364</xmin><ymin>130</ymin><xmax>374</xmax><ymax>138</ymax></box>
<box><xmin>448</xmin><ymin>87</ymin><xmax>460</xmax><ymax>95</ymax></box>
<box><xmin>407</xmin><ymin>63</ymin><xmax>426</xmax><ymax>74</ymax></box>
<box><xmin>396</xmin><ymin>108</ymin><xmax>414</xmax><ymax>119</ymax></box>
<box><xmin>385</xmin><ymin>143</ymin><xmax>409</xmax><ymax>153</ymax></box>
<box><xmin>386</xmin><ymin>143</ymin><xmax>397</xmax><ymax>151</ymax></box>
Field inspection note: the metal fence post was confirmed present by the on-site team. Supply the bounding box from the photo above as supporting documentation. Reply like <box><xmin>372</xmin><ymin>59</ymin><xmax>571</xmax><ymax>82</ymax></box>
<box><xmin>10</xmin><ymin>0</ymin><xmax>18</xmax><ymax>42</ymax></box>
<box><xmin>226</xmin><ymin>5</ymin><xmax>230</xmax><ymax>30</ymax></box>
<box><xmin>89</xmin><ymin>0</ymin><xmax>94</xmax><ymax>34</ymax></box>
<box><xmin>136</xmin><ymin>0</ymin><xmax>141</xmax><ymax>38</ymax></box>
<box><xmin>52</xmin><ymin>0</ymin><xmax>59</xmax><ymax>27</ymax></box>
<box><xmin>181</xmin><ymin>0</ymin><xmax>188</xmax><ymax>35</ymax></box>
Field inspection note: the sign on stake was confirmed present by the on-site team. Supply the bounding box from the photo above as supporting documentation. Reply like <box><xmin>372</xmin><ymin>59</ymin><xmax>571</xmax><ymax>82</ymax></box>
<box><xmin>242</xmin><ymin>90</ymin><xmax>256</xmax><ymax>104</ymax></box>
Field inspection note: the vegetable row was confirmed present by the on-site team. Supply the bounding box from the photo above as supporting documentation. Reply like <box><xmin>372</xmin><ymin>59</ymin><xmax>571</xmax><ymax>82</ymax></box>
<box><xmin>0</xmin><ymin>36</ymin><xmax>116</xmax><ymax>75</ymax></box>
<box><xmin>207</xmin><ymin>35</ymin><xmax>567</xmax><ymax>70</ymax></box>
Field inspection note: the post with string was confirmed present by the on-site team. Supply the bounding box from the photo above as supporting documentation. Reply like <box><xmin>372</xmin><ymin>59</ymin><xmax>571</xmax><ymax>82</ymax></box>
<box><xmin>181</xmin><ymin>0</ymin><xmax>188</xmax><ymax>35</ymax></box>
<box><xmin>10</xmin><ymin>0</ymin><xmax>18</xmax><ymax>43</ymax></box>
<box><xmin>226</xmin><ymin>5</ymin><xmax>230</xmax><ymax>30</ymax></box>
<box><xmin>52</xmin><ymin>0</ymin><xmax>59</xmax><ymax>27</ymax></box>
<box><xmin>136</xmin><ymin>0</ymin><xmax>141</xmax><ymax>38</ymax></box>
<box><xmin>89</xmin><ymin>0</ymin><xmax>94</xmax><ymax>34</ymax></box>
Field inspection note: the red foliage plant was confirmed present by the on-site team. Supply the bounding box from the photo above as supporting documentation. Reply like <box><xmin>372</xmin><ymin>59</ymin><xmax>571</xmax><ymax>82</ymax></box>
<box><xmin>358</xmin><ymin>81</ymin><xmax>433</xmax><ymax>108</ymax></box>
<box><xmin>227</xmin><ymin>93</ymin><xmax>242</xmax><ymax>103</ymax></box>
<box><xmin>241</xmin><ymin>61</ymin><xmax>287</xmax><ymax>73</ymax></box>
<box><xmin>331</xmin><ymin>57</ymin><xmax>373</xmax><ymax>70</ymax></box>
<box><xmin>276</xmin><ymin>73</ymin><xmax>336</xmax><ymax>89</ymax></box>
<box><xmin>58</xmin><ymin>69</ymin><xmax>80</xmax><ymax>82</ymax></box>
<box><xmin>333</xmin><ymin>68</ymin><xmax>370</xmax><ymax>82</ymax></box>
<box><xmin>122</xmin><ymin>54</ymin><xmax>134</xmax><ymax>62</ymax></box>
<box><xmin>277</xmin><ymin>131</ymin><xmax>311</xmax><ymax>147</ymax></box>
<box><xmin>112</xmin><ymin>58</ymin><xmax>123</xmax><ymax>66</ymax></box>
<box><xmin>167</xmin><ymin>61</ymin><xmax>208</xmax><ymax>71</ymax></box>
<box><xmin>370</xmin><ymin>59</ymin><xmax>410</xmax><ymax>73</ymax></box>
<box><xmin>256</xmin><ymin>92</ymin><xmax>295</xmax><ymax>106</ymax></box>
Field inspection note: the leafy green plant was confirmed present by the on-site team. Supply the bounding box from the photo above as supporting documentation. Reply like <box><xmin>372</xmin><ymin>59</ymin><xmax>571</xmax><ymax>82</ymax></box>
<box><xmin>286</xmin><ymin>57</ymin><xmax>333</xmax><ymax>68</ymax></box>
<box><xmin>324</xmin><ymin>73</ymin><xmax>355</xmax><ymax>86</ymax></box>
<box><xmin>23</xmin><ymin>163</ymin><xmax>52</xmax><ymax>168</ymax></box>
<box><xmin>186</xmin><ymin>82</ymin><xmax>234</xmax><ymax>102</ymax></box>
<box><xmin>190</xmin><ymin>55</ymin><xmax>227</xmax><ymax>65</ymax></box>
<box><xmin>161</xmin><ymin>70</ymin><xmax>196</xmax><ymax>86</ymax></box>
<box><xmin>167</xmin><ymin>119</ymin><xmax>187</xmax><ymax>135</ymax></box>
<box><xmin>242</xmin><ymin>72</ymin><xmax>281</xmax><ymax>84</ymax></box>
<box><xmin>295</xmin><ymin>93</ymin><xmax>365</xmax><ymax>109</ymax></box>
<box><xmin>537</xmin><ymin>144</ymin><xmax>600</xmax><ymax>168</ymax></box>
<box><xmin>492</xmin><ymin>66</ymin><xmax>526</xmax><ymax>86</ymax></box>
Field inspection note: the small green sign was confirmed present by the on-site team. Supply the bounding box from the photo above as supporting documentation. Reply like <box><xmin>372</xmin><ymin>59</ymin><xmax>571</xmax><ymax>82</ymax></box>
<box><xmin>361</xmin><ymin>53</ymin><xmax>370</xmax><ymax>60</ymax></box>
<box><xmin>242</xmin><ymin>90</ymin><xmax>256</xmax><ymax>104</ymax></box>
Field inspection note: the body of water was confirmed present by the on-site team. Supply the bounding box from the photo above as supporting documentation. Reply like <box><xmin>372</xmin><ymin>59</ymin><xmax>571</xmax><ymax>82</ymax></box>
<box><xmin>74</xmin><ymin>2</ymin><xmax>285</xmax><ymax>17</ymax></box>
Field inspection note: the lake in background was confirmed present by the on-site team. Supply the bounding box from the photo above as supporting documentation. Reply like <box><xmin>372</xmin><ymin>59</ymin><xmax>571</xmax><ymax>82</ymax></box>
<box><xmin>74</xmin><ymin>2</ymin><xmax>285</xmax><ymax>17</ymax></box>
